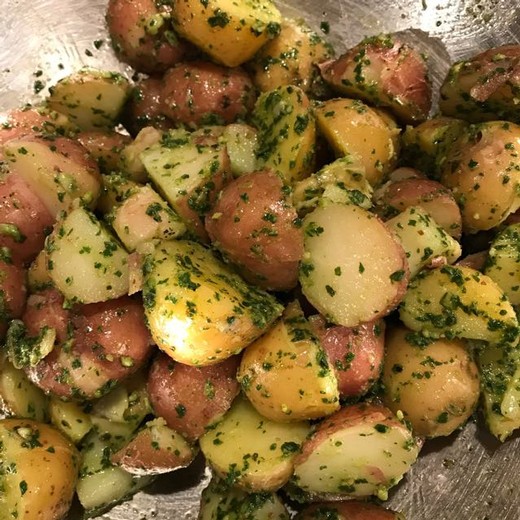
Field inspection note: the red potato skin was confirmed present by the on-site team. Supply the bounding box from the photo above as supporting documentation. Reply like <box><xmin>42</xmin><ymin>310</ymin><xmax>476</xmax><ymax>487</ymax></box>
<box><xmin>376</xmin><ymin>178</ymin><xmax>462</xmax><ymax>239</ymax></box>
<box><xmin>76</xmin><ymin>130</ymin><xmax>131</xmax><ymax>173</ymax></box>
<box><xmin>0</xmin><ymin>170</ymin><xmax>54</xmax><ymax>265</ymax></box>
<box><xmin>205</xmin><ymin>169</ymin><xmax>304</xmax><ymax>291</ymax></box>
<box><xmin>320</xmin><ymin>37</ymin><xmax>431</xmax><ymax>123</ymax></box>
<box><xmin>147</xmin><ymin>352</ymin><xmax>240</xmax><ymax>442</ymax></box>
<box><xmin>106</xmin><ymin>0</ymin><xmax>189</xmax><ymax>73</ymax></box>
<box><xmin>123</xmin><ymin>77</ymin><xmax>174</xmax><ymax>136</ymax></box>
<box><xmin>296</xmin><ymin>501</ymin><xmax>402</xmax><ymax>520</ymax></box>
<box><xmin>23</xmin><ymin>289</ymin><xmax>153</xmax><ymax>399</ymax></box>
<box><xmin>160</xmin><ymin>61</ymin><xmax>256</xmax><ymax>129</ymax></box>
<box><xmin>0</xmin><ymin>261</ymin><xmax>27</xmax><ymax>338</ymax></box>
<box><xmin>309</xmin><ymin>316</ymin><xmax>385</xmax><ymax>399</ymax></box>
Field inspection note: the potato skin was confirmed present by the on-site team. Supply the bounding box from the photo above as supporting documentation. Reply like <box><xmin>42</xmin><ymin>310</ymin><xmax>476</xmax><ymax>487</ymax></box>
<box><xmin>296</xmin><ymin>501</ymin><xmax>404</xmax><ymax>520</ymax></box>
<box><xmin>382</xmin><ymin>326</ymin><xmax>480</xmax><ymax>437</ymax></box>
<box><xmin>76</xmin><ymin>130</ymin><xmax>131</xmax><ymax>173</ymax></box>
<box><xmin>0</xmin><ymin>418</ymin><xmax>79</xmax><ymax>520</ymax></box>
<box><xmin>320</xmin><ymin>35</ymin><xmax>431</xmax><ymax>123</ymax></box>
<box><xmin>0</xmin><ymin>260</ymin><xmax>27</xmax><ymax>338</ymax></box>
<box><xmin>309</xmin><ymin>316</ymin><xmax>385</xmax><ymax>398</ymax></box>
<box><xmin>106</xmin><ymin>0</ymin><xmax>189</xmax><ymax>73</ymax></box>
<box><xmin>161</xmin><ymin>61</ymin><xmax>256</xmax><ymax>129</ymax></box>
<box><xmin>147</xmin><ymin>352</ymin><xmax>240</xmax><ymax>442</ymax></box>
<box><xmin>206</xmin><ymin>169</ymin><xmax>304</xmax><ymax>291</ymax></box>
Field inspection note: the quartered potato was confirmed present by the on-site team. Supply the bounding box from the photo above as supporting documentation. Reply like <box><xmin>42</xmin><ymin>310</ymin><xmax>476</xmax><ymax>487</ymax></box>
<box><xmin>173</xmin><ymin>0</ymin><xmax>282</xmax><ymax>67</ymax></box>
<box><xmin>0</xmin><ymin>419</ymin><xmax>79</xmax><ymax>520</ymax></box>
<box><xmin>142</xmin><ymin>239</ymin><xmax>283</xmax><ymax>366</ymax></box>
<box><xmin>199</xmin><ymin>394</ymin><xmax>310</xmax><ymax>492</ymax></box>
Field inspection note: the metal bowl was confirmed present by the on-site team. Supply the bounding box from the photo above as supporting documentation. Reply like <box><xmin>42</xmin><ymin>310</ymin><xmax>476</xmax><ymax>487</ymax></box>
<box><xmin>1</xmin><ymin>1</ymin><xmax>519</xmax><ymax>518</ymax></box>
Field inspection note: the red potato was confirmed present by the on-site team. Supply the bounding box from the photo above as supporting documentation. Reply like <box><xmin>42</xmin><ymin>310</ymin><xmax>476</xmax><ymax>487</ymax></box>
<box><xmin>147</xmin><ymin>352</ymin><xmax>240</xmax><ymax>442</ymax></box>
<box><xmin>309</xmin><ymin>316</ymin><xmax>385</xmax><ymax>398</ymax></box>
<box><xmin>23</xmin><ymin>289</ymin><xmax>153</xmax><ymax>399</ymax></box>
<box><xmin>374</xmin><ymin>177</ymin><xmax>463</xmax><ymax>238</ymax></box>
<box><xmin>76</xmin><ymin>130</ymin><xmax>131</xmax><ymax>173</ymax></box>
<box><xmin>456</xmin><ymin>251</ymin><xmax>488</xmax><ymax>271</ymax></box>
<box><xmin>123</xmin><ymin>77</ymin><xmax>174</xmax><ymax>136</ymax></box>
<box><xmin>0</xmin><ymin>169</ymin><xmax>54</xmax><ymax>265</ymax></box>
<box><xmin>160</xmin><ymin>61</ymin><xmax>256</xmax><ymax>129</ymax></box>
<box><xmin>296</xmin><ymin>501</ymin><xmax>404</xmax><ymax>520</ymax></box>
<box><xmin>205</xmin><ymin>169</ymin><xmax>304</xmax><ymax>291</ymax></box>
<box><xmin>106</xmin><ymin>0</ymin><xmax>189</xmax><ymax>73</ymax></box>
<box><xmin>0</xmin><ymin>260</ymin><xmax>27</xmax><ymax>338</ymax></box>
<box><xmin>320</xmin><ymin>35</ymin><xmax>432</xmax><ymax>123</ymax></box>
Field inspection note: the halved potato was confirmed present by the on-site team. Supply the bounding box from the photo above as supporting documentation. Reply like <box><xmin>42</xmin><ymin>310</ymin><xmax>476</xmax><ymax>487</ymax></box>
<box><xmin>47</xmin><ymin>68</ymin><xmax>131</xmax><ymax>130</ymax></box>
<box><xmin>199</xmin><ymin>394</ymin><xmax>310</xmax><ymax>492</ymax></box>
<box><xmin>299</xmin><ymin>203</ymin><xmax>408</xmax><ymax>328</ymax></box>
<box><xmin>238</xmin><ymin>301</ymin><xmax>339</xmax><ymax>422</ymax></box>
<box><xmin>314</xmin><ymin>98</ymin><xmax>400</xmax><ymax>186</ymax></box>
<box><xmin>45</xmin><ymin>206</ymin><xmax>129</xmax><ymax>303</ymax></box>
<box><xmin>291</xmin><ymin>403</ymin><xmax>419</xmax><ymax>500</ymax></box>
<box><xmin>173</xmin><ymin>0</ymin><xmax>282</xmax><ymax>67</ymax></box>
<box><xmin>143</xmin><ymin>239</ymin><xmax>283</xmax><ymax>366</ymax></box>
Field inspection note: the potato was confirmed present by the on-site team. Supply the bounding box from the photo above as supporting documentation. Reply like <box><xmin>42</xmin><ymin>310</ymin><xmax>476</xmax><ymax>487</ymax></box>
<box><xmin>161</xmin><ymin>61</ymin><xmax>256</xmax><ymax>129</ymax></box>
<box><xmin>123</xmin><ymin>77</ymin><xmax>174</xmax><ymax>136</ymax></box>
<box><xmin>45</xmin><ymin>206</ymin><xmax>129</xmax><ymax>304</ymax></box>
<box><xmin>386</xmin><ymin>206</ymin><xmax>462</xmax><ymax>278</ymax></box>
<box><xmin>3</xmin><ymin>136</ymin><xmax>101</xmax><ymax>220</ymax></box>
<box><xmin>0</xmin><ymin>259</ymin><xmax>27</xmax><ymax>321</ymax></box>
<box><xmin>295</xmin><ymin>501</ymin><xmax>405</xmax><ymax>520</ymax></box>
<box><xmin>205</xmin><ymin>169</ymin><xmax>304</xmax><ymax>291</ymax></box>
<box><xmin>399</xmin><ymin>265</ymin><xmax>519</xmax><ymax>347</ymax></box>
<box><xmin>439</xmin><ymin>45</ymin><xmax>520</xmax><ymax>123</ymax></box>
<box><xmin>440</xmin><ymin>121</ymin><xmax>520</xmax><ymax>232</ymax></box>
<box><xmin>320</xmin><ymin>34</ymin><xmax>431</xmax><ymax>123</ymax></box>
<box><xmin>299</xmin><ymin>203</ymin><xmax>408</xmax><ymax>328</ymax></box>
<box><xmin>292</xmin><ymin>157</ymin><xmax>373</xmax><ymax>215</ymax></box>
<box><xmin>221</xmin><ymin>123</ymin><xmax>259</xmax><ymax>176</ymax></box>
<box><xmin>249</xmin><ymin>18</ymin><xmax>334</xmax><ymax>95</ymax></box>
<box><xmin>76</xmin><ymin>130</ymin><xmax>130</xmax><ymax>173</ymax></box>
<box><xmin>47</xmin><ymin>69</ymin><xmax>131</xmax><ymax>130</ymax></box>
<box><xmin>147</xmin><ymin>352</ymin><xmax>240</xmax><ymax>442</ymax></box>
<box><xmin>107</xmin><ymin>0</ymin><xmax>189</xmax><ymax>73</ymax></box>
<box><xmin>199</xmin><ymin>394</ymin><xmax>310</xmax><ymax>492</ymax></box>
<box><xmin>238</xmin><ymin>301</ymin><xmax>339</xmax><ymax>422</ymax></box>
<box><xmin>142</xmin><ymin>239</ymin><xmax>283</xmax><ymax>366</ymax></box>
<box><xmin>291</xmin><ymin>403</ymin><xmax>419</xmax><ymax>500</ymax></box>
<box><xmin>199</xmin><ymin>477</ymin><xmax>290</xmax><ymax>520</ymax></box>
<box><xmin>111</xmin><ymin>418</ymin><xmax>196</xmax><ymax>475</ymax></box>
<box><xmin>382</xmin><ymin>326</ymin><xmax>480</xmax><ymax>437</ymax></box>
<box><xmin>109</xmin><ymin>183</ymin><xmax>186</xmax><ymax>252</ymax></box>
<box><xmin>253</xmin><ymin>85</ymin><xmax>316</xmax><ymax>184</ymax></box>
<box><xmin>484</xmin><ymin>223</ymin><xmax>520</xmax><ymax>305</ymax></box>
<box><xmin>314</xmin><ymin>98</ymin><xmax>400</xmax><ymax>186</ymax></box>
<box><xmin>0</xmin><ymin>355</ymin><xmax>48</xmax><ymax>422</ymax></box>
<box><xmin>173</xmin><ymin>0</ymin><xmax>282</xmax><ymax>67</ymax></box>
<box><xmin>140</xmin><ymin>129</ymin><xmax>232</xmax><ymax>239</ymax></box>
<box><xmin>401</xmin><ymin>116</ymin><xmax>468</xmax><ymax>180</ymax></box>
<box><xmin>49</xmin><ymin>398</ymin><xmax>92</xmax><ymax>444</ymax></box>
<box><xmin>309</xmin><ymin>316</ymin><xmax>385</xmax><ymax>399</ymax></box>
<box><xmin>375</xmin><ymin>177</ymin><xmax>462</xmax><ymax>239</ymax></box>
<box><xmin>0</xmin><ymin>419</ymin><xmax>79</xmax><ymax>520</ymax></box>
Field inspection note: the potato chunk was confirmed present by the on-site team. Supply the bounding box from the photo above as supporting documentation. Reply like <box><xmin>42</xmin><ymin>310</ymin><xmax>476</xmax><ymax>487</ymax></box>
<box><xmin>299</xmin><ymin>203</ymin><xmax>408</xmax><ymax>328</ymax></box>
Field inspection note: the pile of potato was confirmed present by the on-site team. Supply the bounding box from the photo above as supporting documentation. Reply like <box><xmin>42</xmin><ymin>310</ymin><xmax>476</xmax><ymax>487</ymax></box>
<box><xmin>0</xmin><ymin>0</ymin><xmax>519</xmax><ymax>518</ymax></box>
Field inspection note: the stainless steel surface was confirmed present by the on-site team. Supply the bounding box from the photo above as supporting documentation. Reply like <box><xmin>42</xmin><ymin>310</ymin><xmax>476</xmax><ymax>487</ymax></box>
<box><xmin>1</xmin><ymin>0</ymin><xmax>520</xmax><ymax>519</ymax></box>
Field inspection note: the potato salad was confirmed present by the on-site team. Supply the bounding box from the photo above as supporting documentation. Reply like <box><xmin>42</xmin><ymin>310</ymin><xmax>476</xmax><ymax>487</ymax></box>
<box><xmin>0</xmin><ymin>0</ymin><xmax>519</xmax><ymax>519</ymax></box>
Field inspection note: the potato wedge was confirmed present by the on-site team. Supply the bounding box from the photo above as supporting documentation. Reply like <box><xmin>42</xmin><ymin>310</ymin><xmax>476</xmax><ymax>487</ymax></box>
<box><xmin>382</xmin><ymin>326</ymin><xmax>480</xmax><ymax>438</ymax></box>
<box><xmin>386</xmin><ymin>206</ymin><xmax>461</xmax><ymax>278</ymax></box>
<box><xmin>314</xmin><ymin>98</ymin><xmax>400</xmax><ymax>186</ymax></box>
<box><xmin>238</xmin><ymin>302</ymin><xmax>339</xmax><ymax>422</ymax></box>
<box><xmin>45</xmin><ymin>206</ymin><xmax>129</xmax><ymax>303</ymax></box>
<box><xmin>0</xmin><ymin>419</ymin><xmax>79</xmax><ymax>520</ymax></box>
<box><xmin>221</xmin><ymin>123</ymin><xmax>259</xmax><ymax>176</ymax></box>
<box><xmin>291</xmin><ymin>404</ymin><xmax>419</xmax><ymax>500</ymax></box>
<box><xmin>299</xmin><ymin>203</ymin><xmax>408</xmax><ymax>327</ymax></box>
<box><xmin>49</xmin><ymin>398</ymin><xmax>93</xmax><ymax>444</ymax></box>
<box><xmin>47</xmin><ymin>68</ymin><xmax>131</xmax><ymax>130</ymax></box>
<box><xmin>199</xmin><ymin>395</ymin><xmax>310</xmax><ymax>492</ymax></box>
<box><xmin>143</xmin><ymin>239</ymin><xmax>283</xmax><ymax>366</ymax></box>
<box><xmin>199</xmin><ymin>476</ymin><xmax>290</xmax><ymax>520</ymax></box>
<box><xmin>173</xmin><ymin>0</ymin><xmax>282</xmax><ymax>67</ymax></box>
<box><xmin>400</xmin><ymin>265</ymin><xmax>519</xmax><ymax>346</ymax></box>
<box><xmin>484</xmin><ymin>223</ymin><xmax>520</xmax><ymax>305</ymax></box>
